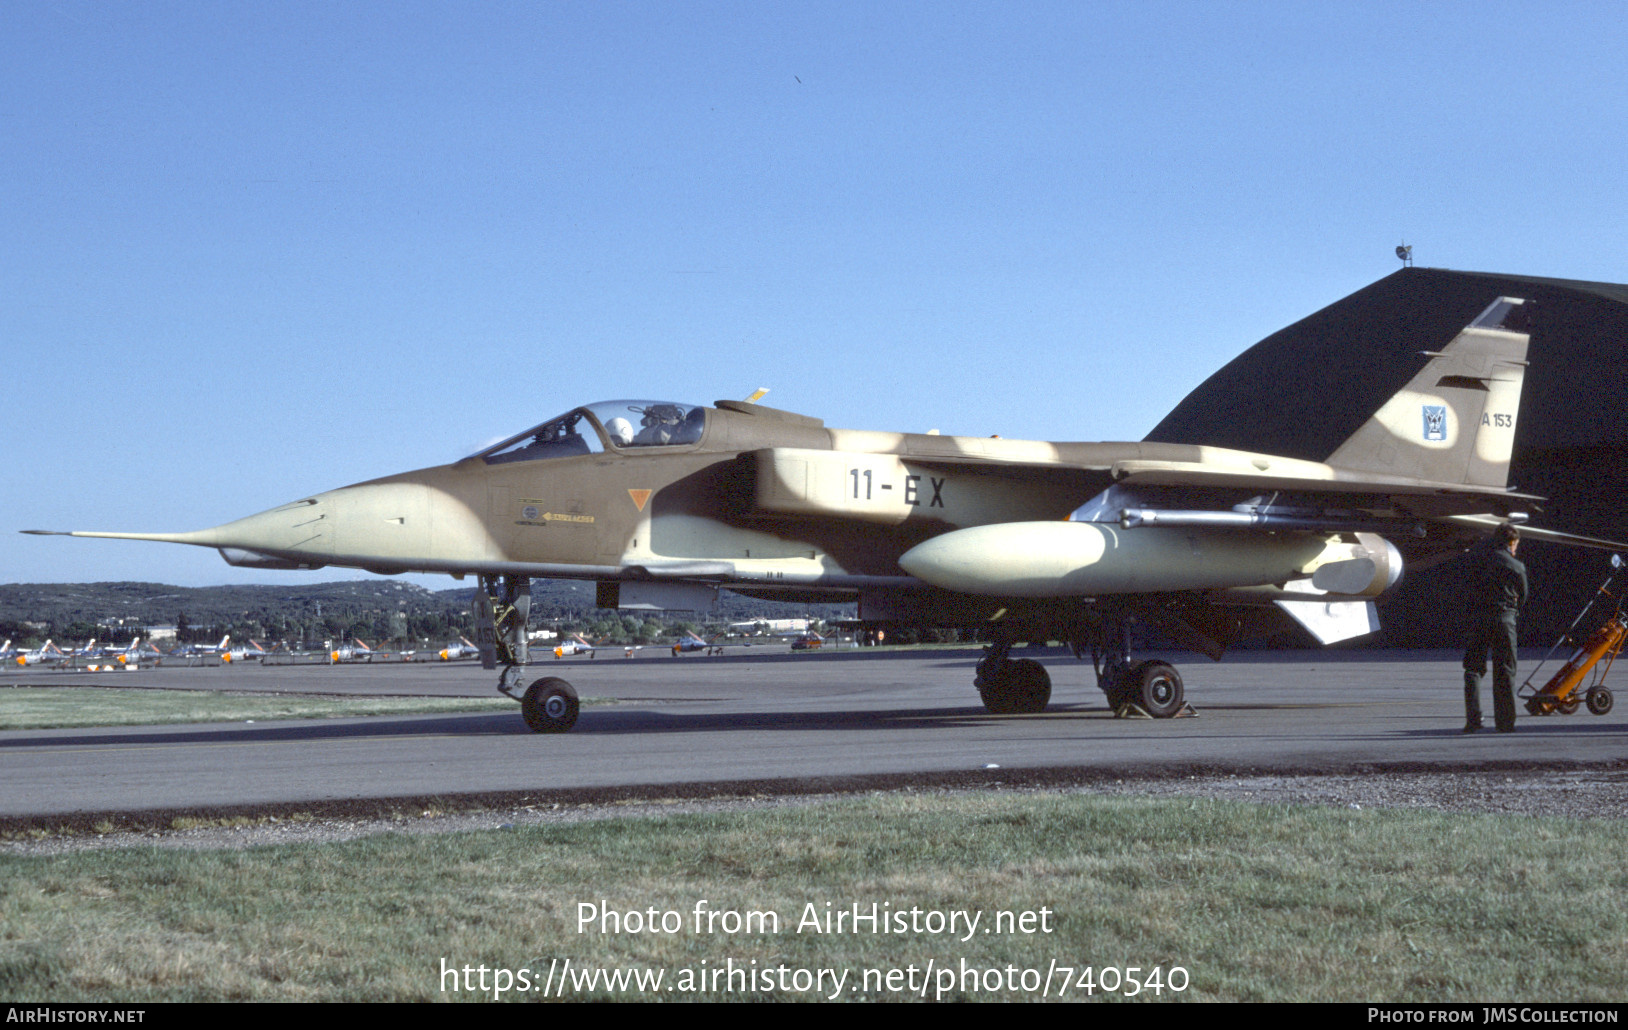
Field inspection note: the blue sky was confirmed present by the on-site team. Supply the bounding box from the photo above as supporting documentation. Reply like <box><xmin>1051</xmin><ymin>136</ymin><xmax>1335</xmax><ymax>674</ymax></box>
<box><xmin>5</xmin><ymin>1</ymin><xmax>1626</xmax><ymax>587</ymax></box>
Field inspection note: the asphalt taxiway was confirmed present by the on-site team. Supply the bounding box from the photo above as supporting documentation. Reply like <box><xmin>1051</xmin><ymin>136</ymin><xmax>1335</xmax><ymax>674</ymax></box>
<box><xmin>2</xmin><ymin>647</ymin><xmax>1623</xmax><ymax>819</ymax></box>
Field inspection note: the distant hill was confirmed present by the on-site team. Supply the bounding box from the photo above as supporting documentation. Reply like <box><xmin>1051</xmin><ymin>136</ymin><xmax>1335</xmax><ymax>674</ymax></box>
<box><xmin>0</xmin><ymin>580</ymin><xmax>467</xmax><ymax>628</ymax></box>
<box><xmin>0</xmin><ymin>578</ymin><xmax>854</xmax><ymax>644</ymax></box>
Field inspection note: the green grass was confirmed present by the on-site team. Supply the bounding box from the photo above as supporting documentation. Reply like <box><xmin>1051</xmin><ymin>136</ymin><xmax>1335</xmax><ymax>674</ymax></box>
<box><xmin>0</xmin><ymin>687</ymin><xmax>556</xmax><ymax>729</ymax></box>
<box><xmin>2</xmin><ymin>792</ymin><xmax>1625</xmax><ymax>1001</ymax></box>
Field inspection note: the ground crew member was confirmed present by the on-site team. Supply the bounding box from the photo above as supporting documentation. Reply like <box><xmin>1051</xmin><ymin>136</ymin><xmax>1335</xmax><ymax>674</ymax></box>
<box><xmin>1462</xmin><ymin>522</ymin><xmax>1527</xmax><ymax>732</ymax></box>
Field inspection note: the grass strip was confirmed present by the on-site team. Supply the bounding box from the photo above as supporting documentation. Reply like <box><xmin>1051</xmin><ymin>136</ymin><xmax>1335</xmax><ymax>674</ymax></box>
<box><xmin>1</xmin><ymin>791</ymin><xmax>1624</xmax><ymax>1001</ymax></box>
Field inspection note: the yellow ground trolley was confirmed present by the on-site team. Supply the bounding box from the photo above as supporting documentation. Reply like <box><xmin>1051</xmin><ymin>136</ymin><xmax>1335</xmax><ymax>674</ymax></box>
<box><xmin>1519</xmin><ymin>555</ymin><xmax>1622</xmax><ymax>717</ymax></box>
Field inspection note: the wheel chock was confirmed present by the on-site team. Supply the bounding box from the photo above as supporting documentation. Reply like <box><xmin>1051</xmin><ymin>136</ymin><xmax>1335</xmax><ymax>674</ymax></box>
<box><xmin>1113</xmin><ymin>702</ymin><xmax>1199</xmax><ymax>719</ymax></box>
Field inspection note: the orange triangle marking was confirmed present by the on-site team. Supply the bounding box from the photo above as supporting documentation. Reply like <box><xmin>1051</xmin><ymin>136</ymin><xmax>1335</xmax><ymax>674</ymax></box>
<box><xmin>628</xmin><ymin>489</ymin><xmax>652</xmax><ymax>512</ymax></box>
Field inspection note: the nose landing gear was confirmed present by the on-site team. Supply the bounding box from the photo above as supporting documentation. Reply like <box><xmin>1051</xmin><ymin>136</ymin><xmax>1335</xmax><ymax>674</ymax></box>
<box><xmin>479</xmin><ymin>574</ymin><xmax>584</xmax><ymax>734</ymax></box>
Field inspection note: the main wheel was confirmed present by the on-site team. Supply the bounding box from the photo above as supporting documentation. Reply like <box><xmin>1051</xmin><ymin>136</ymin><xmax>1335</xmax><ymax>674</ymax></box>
<box><xmin>975</xmin><ymin>656</ymin><xmax>1013</xmax><ymax>714</ymax></box>
<box><xmin>976</xmin><ymin>678</ymin><xmax>1014</xmax><ymax>714</ymax></box>
<box><xmin>522</xmin><ymin>677</ymin><xmax>580</xmax><ymax>733</ymax></box>
<box><xmin>1006</xmin><ymin>658</ymin><xmax>1052</xmax><ymax>714</ymax></box>
<box><xmin>1134</xmin><ymin>661</ymin><xmax>1185</xmax><ymax>718</ymax></box>
<box><xmin>976</xmin><ymin>658</ymin><xmax>1052</xmax><ymax>714</ymax></box>
<box><xmin>1587</xmin><ymin>686</ymin><xmax>1614</xmax><ymax>716</ymax></box>
<box><xmin>1098</xmin><ymin>661</ymin><xmax>1138</xmax><ymax>709</ymax></box>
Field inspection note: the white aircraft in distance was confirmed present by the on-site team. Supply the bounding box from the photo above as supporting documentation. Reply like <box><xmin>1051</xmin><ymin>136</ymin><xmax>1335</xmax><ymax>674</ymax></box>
<box><xmin>83</xmin><ymin>638</ymin><xmax>162</xmax><ymax>670</ymax></box>
<box><xmin>223</xmin><ymin>640</ymin><xmax>269</xmax><ymax>663</ymax></box>
<box><xmin>328</xmin><ymin>638</ymin><xmax>378</xmax><ymax>663</ymax></box>
<box><xmin>553</xmin><ymin>633</ymin><xmax>599</xmax><ymax>658</ymax></box>
<box><xmin>551</xmin><ymin>633</ymin><xmax>643</xmax><ymax>658</ymax></box>
<box><xmin>438</xmin><ymin>636</ymin><xmax>481</xmax><ymax>661</ymax></box>
<box><xmin>169</xmin><ymin>634</ymin><xmax>233</xmax><ymax>658</ymax></box>
<box><xmin>669</xmin><ymin>632</ymin><xmax>756</xmax><ymax>656</ymax></box>
<box><xmin>14</xmin><ymin>640</ymin><xmax>66</xmax><ymax>666</ymax></box>
<box><xmin>728</xmin><ymin>617</ymin><xmax>813</xmax><ymax>636</ymax></box>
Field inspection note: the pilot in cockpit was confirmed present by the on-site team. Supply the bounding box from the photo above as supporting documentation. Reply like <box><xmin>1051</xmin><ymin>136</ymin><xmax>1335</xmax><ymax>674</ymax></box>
<box><xmin>605</xmin><ymin>417</ymin><xmax>635</xmax><ymax>446</ymax></box>
<box><xmin>632</xmin><ymin>404</ymin><xmax>685</xmax><ymax>445</ymax></box>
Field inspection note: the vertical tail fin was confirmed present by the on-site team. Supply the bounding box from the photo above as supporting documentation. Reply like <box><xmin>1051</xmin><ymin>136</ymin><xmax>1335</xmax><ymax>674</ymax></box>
<box><xmin>1327</xmin><ymin>297</ymin><xmax>1531</xmax><ymax>488</ymax></box>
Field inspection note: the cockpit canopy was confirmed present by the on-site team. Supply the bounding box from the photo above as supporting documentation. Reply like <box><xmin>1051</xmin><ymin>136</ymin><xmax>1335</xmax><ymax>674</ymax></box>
<box><xmin>477</xmin><ymin>400</ymin><xmax>707</xmax><ymax>464</ymax></box>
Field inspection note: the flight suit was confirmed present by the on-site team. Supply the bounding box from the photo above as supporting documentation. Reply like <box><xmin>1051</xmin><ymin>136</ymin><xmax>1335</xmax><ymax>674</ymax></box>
<box><xmin>1462</xmin><ymin>540</ymin><xmax>1528</xmax><ymax>732</ymax></box>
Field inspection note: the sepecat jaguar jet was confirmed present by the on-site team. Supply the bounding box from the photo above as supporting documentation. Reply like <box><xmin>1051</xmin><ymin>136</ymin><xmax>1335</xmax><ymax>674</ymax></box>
<box><xmin>28</xmin><ymin>298</ymin><xmax>1619</xmax><ymax>732</ymax></box>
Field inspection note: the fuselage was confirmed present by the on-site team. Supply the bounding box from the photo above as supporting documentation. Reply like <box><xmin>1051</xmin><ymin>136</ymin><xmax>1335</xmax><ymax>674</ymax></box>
<box><xmin>173</xmin><ymin>400</ymin><xmax>1125</xmax><ymax>586</ymax></box>
<box><xmin>55</xmin><ymin>398</ymin><xmax>1406</xmax><ymax>615</ymax></box>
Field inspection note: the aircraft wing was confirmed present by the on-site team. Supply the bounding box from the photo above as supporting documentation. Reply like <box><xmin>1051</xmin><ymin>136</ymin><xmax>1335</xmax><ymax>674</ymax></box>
<box><xmin>1444</xmin><ymin>515</ymin><xmax>1628</xmax><ymax>553</ymax></box>
<box><xmin>1107</xmin><ymin>458</ymin><xmax>1545</xmax><ymax>518</ymax></box>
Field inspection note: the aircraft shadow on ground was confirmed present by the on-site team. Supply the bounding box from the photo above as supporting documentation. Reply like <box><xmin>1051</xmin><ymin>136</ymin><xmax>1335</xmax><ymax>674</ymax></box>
<box><xmin>0</xmin><ymin>702</ymin><xmax>1130</xmax><ymax>748</ymax></box>
<box><xmin>651</xmin><ymin>647</ymin><xmax>1472</xmax><ymax>667</ymax></box>
<box><xmin>0</xmin><ymin>712</ymin><xmax>527</xmax><ymax>749</ymax></box>
<box><xmin>559</xmin><ymin>703</ymin><xmax>1123</xmax><ymax>736</ymax></box>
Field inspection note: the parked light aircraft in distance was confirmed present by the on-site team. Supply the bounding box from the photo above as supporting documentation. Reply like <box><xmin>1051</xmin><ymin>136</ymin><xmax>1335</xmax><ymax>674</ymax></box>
<box><xmin>552</xmin><ymin>633</ymin><xmax>598</xmax><ymax>658</ymax></box>
<box><xmin>327</xmin><ymin>639</ymin><xmax>379</xmax><ymax>663</ymax></box>
<box><xmin>223</xmin><ymin>640</ymin><xmax>268</xmax><ymax>663</ymax></box>
<box><xmin>438</xmin><ymin>636</ymin><xmax>481</xmax><ymax>661</ymax></box>
<box><xmin>30</xmin><ymin>297</ymin><xmax>1622</xmax><ymax>732</ymax></box>
<box><xmin>14</xmin><ymin>640</ymin><xmax>65</xmax><ymax>666</ymax></box>
<box><xmin>671</xmin><ymin>632</ymin><xmax>724</xmax><ymax>656</ymax></box>
<box><xmin>670</xmin><ymin>632</ymin><xmax>755</xmax><ymax>656</ymax></box>
<box><xmin>81</xmin><ymin>639</ymin><xmax>160</xmax><ymax>670</ymax></box>
<box><xmin>729</xmin><ymin>618</ymin><xmax>812</xmax><ymax>635</ymax></box>
<box><xmin>553</xmin><ymin>634</ymin><xmax>642</xmax><ymax>658</ymax></box>
<box><xmin>168</xmin><ymin>635</ymin><xmax>232</xmax><ymax>659</ymax></box>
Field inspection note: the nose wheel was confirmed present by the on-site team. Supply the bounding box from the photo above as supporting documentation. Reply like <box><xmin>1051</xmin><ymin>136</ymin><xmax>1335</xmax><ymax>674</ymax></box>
<box><xmin>522</xmin><ymin>677</ymin><xmax>580</xmax><ymax>733</ymax></box>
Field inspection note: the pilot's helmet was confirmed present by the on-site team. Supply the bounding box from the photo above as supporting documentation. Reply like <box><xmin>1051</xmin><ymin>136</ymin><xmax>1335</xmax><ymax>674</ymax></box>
<box><xmin>605</xmin><ymin>417</ymin><xmax>634</xmax><ymax>445</ymax></box>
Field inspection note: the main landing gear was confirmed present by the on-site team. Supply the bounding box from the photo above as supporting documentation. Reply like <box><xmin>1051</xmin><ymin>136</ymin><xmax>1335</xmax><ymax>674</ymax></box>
<box><xmin>1087</xmin><ymin>609</ymin><xmax>1192</xmax><ymax>718</ymax></box>
<box><xmin>478</xmin><ymin>574</ymin><xmax>580</xmax><ymax>733</ymax></box>
<box><xmin>975</xmin><ymin>641</ymin><xmax>1052</xmax><ymax>714</ymax></box>
<box><xmin>1097</xmin><ymin>657</ymin><xmax>1187</xmax><ymax>719</ymax></box>
<box><xmin>973</xmin><ymin>611</ymin><xmax>1194</xmax><ymax>719</ymax></box>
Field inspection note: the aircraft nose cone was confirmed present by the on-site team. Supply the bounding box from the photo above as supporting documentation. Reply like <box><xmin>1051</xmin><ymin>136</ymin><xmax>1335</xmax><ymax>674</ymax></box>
<box><xmin>210</xmin><ymin>498</ymin><xmax>334</xmax><ymax>566</ymax></box>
